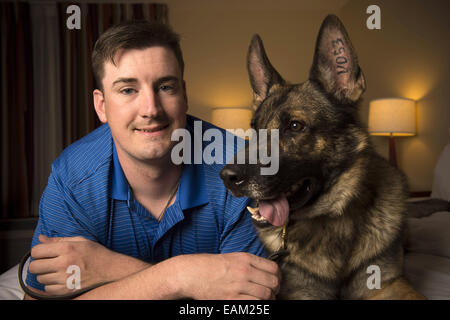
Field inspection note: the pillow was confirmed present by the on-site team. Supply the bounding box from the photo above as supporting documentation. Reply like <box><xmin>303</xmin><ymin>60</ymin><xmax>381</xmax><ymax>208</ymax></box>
<box><xmin>431</xmin><ymin>143</ymin><xmax>450</xmax><ymax>202</ymax></box>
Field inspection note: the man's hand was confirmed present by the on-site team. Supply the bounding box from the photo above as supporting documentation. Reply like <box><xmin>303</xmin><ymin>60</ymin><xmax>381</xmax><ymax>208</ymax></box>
<box><xmin>29</xmin><ymin>235</ymin><xmax>148</xmax><ymax>295</ymax></box>
<box><xmin>171</xmin><ymin>252</ymin><xmax>281</xmax><ymax>300</ymax></box>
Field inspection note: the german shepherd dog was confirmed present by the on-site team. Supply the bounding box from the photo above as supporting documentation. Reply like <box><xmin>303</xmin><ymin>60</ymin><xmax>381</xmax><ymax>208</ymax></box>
<box><xmin>220</xmin><ymin>15</ymin><xmax>424</xmax><ymax>299</ymax></box>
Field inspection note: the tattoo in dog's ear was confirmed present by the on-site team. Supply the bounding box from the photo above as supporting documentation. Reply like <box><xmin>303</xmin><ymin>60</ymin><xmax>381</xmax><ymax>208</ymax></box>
<box><xmin>309</xmin><ymin>15</ymin><xmax>366</xmax><ymax>103</ymax></box>
<box><xmin>247</xmin><ymin>34</ymin><xmax>285</xmax><ymax>109</ymax></box>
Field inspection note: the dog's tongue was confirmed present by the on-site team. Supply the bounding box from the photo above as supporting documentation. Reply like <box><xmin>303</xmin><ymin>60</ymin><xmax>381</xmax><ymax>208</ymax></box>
<box><xmin>259</xmin><ymin>194</ymin><xmax>289</xmax><ymax>227</ymax></box>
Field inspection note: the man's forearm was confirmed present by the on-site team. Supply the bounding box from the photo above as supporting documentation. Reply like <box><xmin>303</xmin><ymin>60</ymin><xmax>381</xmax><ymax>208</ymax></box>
<box><xmin>74</xmin><ymin>256</ymin><xmax>181</xmax><ymax>300</ymax></box>
<box><xmin>76</xmin><ymin>252</ymin><xmax>281</xmax><ymax>300</ymax></box>
<box><xmin>102</xmin><ymin>250</ymin><xmax>150</xmax><ymax>282</ymax></box>
<box><xmin>27</xmin><ymin>252</ymin><xmax>280</xmax><ymax>300</ymax></box>
<box><xmin>28</xmin><ymin>236</ymin><xmax>152</xmax><ymax>297</ymax></box>
<box><xmin>24</xmin><ymin>256</ymin><xmax>175</xmax><ymax>300</ymax></box>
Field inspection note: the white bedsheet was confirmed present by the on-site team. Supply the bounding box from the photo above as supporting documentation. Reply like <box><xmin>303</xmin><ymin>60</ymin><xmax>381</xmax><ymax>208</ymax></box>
<box><xmin>0</xmin><ymin>260</ymin><xmax>30</xmax><ymax>300</ymax></box>
<box><xmin>0</xmin><ymin>263</ymin><xmax>26</xmax><ymax>300</ymax></box>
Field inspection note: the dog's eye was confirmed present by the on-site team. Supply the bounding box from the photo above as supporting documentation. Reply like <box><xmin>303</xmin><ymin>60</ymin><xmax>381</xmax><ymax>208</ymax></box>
<box><xmin>289</xmin><ymin>120</ymin><xmax>305</xmax><ymax>132</ymax></box>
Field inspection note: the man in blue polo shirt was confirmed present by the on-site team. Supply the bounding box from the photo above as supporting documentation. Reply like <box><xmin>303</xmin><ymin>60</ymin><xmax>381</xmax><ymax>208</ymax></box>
<box><xmin>25</xmin><ymin>21</ymin><xmax>280</xmax><ymax>299</ymax></box>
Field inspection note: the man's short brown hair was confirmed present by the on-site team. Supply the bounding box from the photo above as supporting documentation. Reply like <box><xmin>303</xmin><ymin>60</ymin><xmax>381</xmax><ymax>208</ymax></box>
<box><xmin>92</xmin><ymin>20</ymin><xmax>184</xmax><ymax>91</ymax></box>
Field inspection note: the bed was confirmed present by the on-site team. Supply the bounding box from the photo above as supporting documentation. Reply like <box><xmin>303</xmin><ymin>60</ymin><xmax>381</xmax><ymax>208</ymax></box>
<box><xmin>403</xmin><ymin>143</ymin><xmax>450</xmax><ymax>299</ymax></box>
<box><xmin>1</xmin><ymin>144</ymin><xmax>449</xmax><ymax>300</ymax></box>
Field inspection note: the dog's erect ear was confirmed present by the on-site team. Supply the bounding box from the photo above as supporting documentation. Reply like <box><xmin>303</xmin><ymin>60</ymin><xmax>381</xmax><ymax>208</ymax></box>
<box><xmin>309</xmin><ymin>15</ymin><xmax>366</xmax><ymax>103</ymax></box>
<box><xmin>247</xmin><ymin>34</ymin><xmax>285</xmax><ymax>109</ymax></box>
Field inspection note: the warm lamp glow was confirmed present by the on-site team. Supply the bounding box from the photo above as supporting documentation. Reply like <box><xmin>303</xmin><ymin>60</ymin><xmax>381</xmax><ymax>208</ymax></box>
<box><xmin>368</xmin><ymin>97</ymin><xmax>417</xmax><ymax>168</ymax></box>
<box><xmin>211</xmin><ymin>107</ymin><xmax>253</xmax><ymax>135</ymax></box>
<box><xmin>368</xmin><ymin>98</ymin><xmax>416</xmax><ymax>136</ymax></box>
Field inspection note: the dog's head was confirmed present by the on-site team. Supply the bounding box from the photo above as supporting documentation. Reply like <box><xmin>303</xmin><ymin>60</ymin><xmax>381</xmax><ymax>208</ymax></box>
<box><xmin>220</xmin><ymin>15</ymin><xmax>369</xmax><ymax>227</ymax></box>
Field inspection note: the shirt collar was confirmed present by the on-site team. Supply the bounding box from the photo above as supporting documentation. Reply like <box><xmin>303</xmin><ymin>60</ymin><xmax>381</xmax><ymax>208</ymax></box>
<box><xmin>110</xmin><ymin>118</ymin><xmax>209</xmax><ymax>210</ymax></box>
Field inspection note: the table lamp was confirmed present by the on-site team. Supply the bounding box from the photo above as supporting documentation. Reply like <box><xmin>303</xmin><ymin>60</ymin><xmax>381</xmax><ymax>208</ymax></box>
<box><xmin>368</xmin><ymin>98</ymin><xmax>416</xmax><ymax>167</ymax></box>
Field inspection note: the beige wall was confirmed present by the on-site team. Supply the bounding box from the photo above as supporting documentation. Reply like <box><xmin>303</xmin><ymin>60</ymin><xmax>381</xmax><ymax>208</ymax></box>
<box><xmin>160</xmin><ymin>0</ymin><xmax>348</xmax><ymax>119</ymax></box>
<box><xmin>161</xmin><ymin>0</ymin><xmax>449</xmax><ymax>192</ymax></box>
<box><xmin>339</xmin><ymin>0</ymin><xmax>450</xmax><ymax>191</ymax></box>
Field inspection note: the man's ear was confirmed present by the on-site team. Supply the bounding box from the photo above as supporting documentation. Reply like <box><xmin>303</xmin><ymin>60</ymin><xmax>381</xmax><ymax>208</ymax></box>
<box><xmin>93</xmin><ymin>89</ymin><xmax>107</xmax><ymax>123</ymax></box>
<box><xmin>309</xmin><ymin>15</ymin><xmax>366</xmax><ymax>103</ymax></box>
<box><xmin>247</xmin><ymin>34</ymin><xmax>285</xmax><ymax>109</ymax></box>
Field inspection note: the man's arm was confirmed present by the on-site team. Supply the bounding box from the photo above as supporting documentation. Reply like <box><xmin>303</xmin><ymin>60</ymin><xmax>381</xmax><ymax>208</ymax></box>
<box><xmin>27</xmin><ymin>236</ymin><xmax>279</xmax><ymax>300</ymax></box>
<box><xmin>75</xmin><ymin>252</ymin><xmax>279</xmax><ymax>300</ymax></box>
<box><xmin>27</xmin><ymin>235</ymin><xmax>149</xmax><ymax>295</ymax></box>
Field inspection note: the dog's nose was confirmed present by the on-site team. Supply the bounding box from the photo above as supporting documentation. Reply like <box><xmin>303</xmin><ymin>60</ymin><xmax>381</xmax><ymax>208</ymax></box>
<box><xmin>220</xmin><ymin>167</ymin><xmax>246</xmax><ymax>186</ymax></box>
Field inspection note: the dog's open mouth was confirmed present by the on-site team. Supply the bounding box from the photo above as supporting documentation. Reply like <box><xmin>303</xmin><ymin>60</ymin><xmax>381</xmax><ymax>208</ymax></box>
<box><xmin>247</xmin><ymin>177</ymin><xmax>316</xmax><ymax>226</ymax></box>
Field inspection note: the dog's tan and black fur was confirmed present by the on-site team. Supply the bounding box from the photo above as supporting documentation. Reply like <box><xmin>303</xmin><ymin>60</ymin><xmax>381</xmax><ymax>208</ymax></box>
<box><xmin>220</xmin><ymin>15</ymin><xmax>424</xmax><ymax>299</ymax></box>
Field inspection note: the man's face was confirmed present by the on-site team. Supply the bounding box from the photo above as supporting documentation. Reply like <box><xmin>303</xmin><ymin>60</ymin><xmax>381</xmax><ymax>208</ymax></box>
<box><xmin>94</xmin><ymin>46</ymin><xmax>188</xmax><ymax>164</ymax></box>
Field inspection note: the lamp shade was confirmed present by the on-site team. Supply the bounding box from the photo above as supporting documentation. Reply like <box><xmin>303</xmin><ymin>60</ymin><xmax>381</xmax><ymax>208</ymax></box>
<box><xmin>368</xmin><ymin>98</ymin><xmax>416</xmax><ymax>136</ymax></box>
<box><xmin>211</xmin><ymin>107</ymin><xmax>253</xmax><ymax>138</ymax></box>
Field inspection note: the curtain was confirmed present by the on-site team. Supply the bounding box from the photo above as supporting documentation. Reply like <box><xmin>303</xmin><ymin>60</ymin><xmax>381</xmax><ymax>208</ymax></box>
<box><xmin>0</xmin><ymin>2</ymin><xmax>33</xmax><ymax>219</ymax></box>
<box><xmin>0</xmin><ymin>2</ymin><xmax>168</xmax><ymax>218</ymax></box>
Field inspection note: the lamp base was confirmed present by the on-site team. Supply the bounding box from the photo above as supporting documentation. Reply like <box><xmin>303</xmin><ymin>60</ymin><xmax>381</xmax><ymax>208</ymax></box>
<box><xmin>389</xmin><ymin>135</ymin><xmax>397</xmax><ymax>168</ymax></box>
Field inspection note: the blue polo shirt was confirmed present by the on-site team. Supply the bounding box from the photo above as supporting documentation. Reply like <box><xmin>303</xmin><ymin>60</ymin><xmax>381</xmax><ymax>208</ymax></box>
<box><xmin>26</xmin><ymin>115</ymin><xmax>265</xmax><ymax>291</ymax></box>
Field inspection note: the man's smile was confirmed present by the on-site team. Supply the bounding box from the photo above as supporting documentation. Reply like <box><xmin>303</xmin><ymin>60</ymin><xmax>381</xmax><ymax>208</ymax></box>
<box><xmin>133</xmin><ymin>123</ymin><xmax>170</xmax><ymax>137</ymax></box>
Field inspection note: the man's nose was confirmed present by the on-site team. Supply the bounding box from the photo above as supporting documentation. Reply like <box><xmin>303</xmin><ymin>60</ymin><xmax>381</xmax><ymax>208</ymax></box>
<box><xmin>139</xmin><ymin>89</ymin><xmax>160</xmax><ymax>118</ymax></box>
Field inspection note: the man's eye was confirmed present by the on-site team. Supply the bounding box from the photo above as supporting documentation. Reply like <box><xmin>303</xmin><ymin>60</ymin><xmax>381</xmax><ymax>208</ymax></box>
<box><xmin>120</xmin><ymin>88</ymin><xmax>136</xmax><ymax>95</ymax></box>
<box><xmin>160</xmin><ymin>85</ymin><xmax>172</xmax><ymax>91</ymax></box>
<box><xmin>160</xmin><ymin>84</ymin><xmax>175</xmax><ymax>92</ymax></box>
<box><xmin>159</xmin><ymin>81</ymin><xmax>180</xmax><ymax>93</ymax></box>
